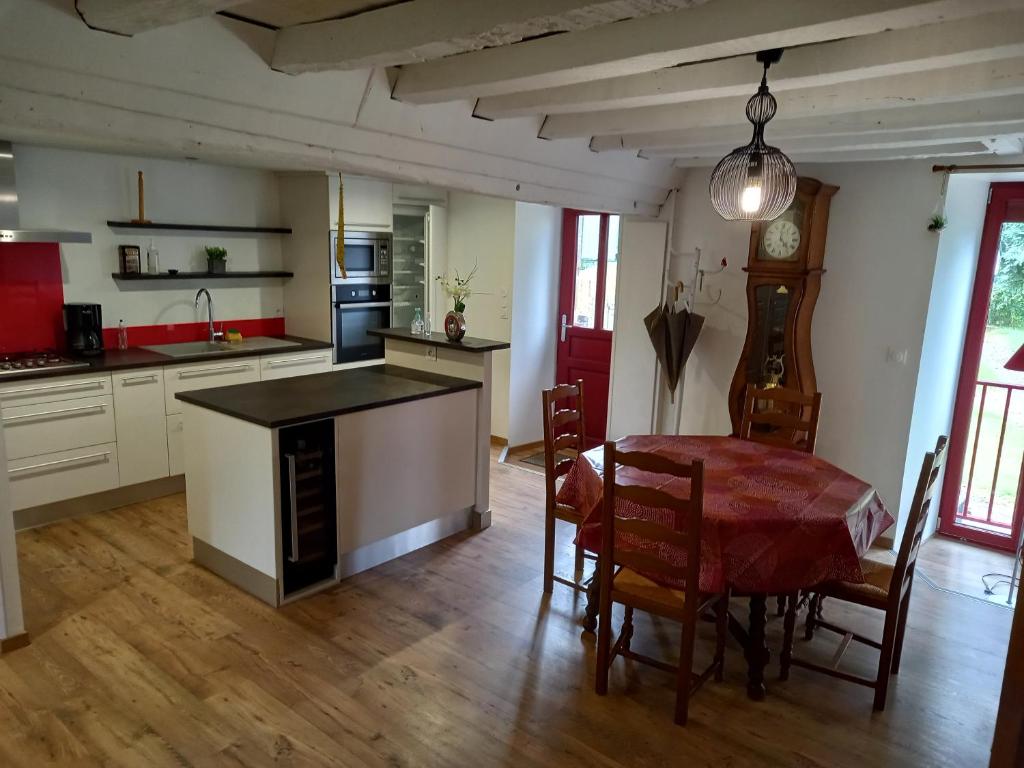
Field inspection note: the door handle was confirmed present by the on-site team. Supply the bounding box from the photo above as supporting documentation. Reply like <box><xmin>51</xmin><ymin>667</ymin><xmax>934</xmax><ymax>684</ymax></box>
<box><xmin>286</xmin><ymin>453</ymin><xmax>299</xmax><ymax>564</ymax></box>
<box><xmin>560</xmin><ymin>313</ymin><xmax>573</xmax><ymax>343</ymax></box>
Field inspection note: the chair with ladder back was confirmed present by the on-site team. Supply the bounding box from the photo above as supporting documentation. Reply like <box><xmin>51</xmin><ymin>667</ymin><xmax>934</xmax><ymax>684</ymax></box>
<box><xmin>780</xmin><ymin>435</ymin><xmax>948</xmax><ymax>711</ymax></box>
<box><xmin>740</xmin><ymin>384</ymin><xmax>822</xmax><ymax>454</ymax></box>
<box><xmin>541</xmin><ymin>381</ymin><xmax>592</xmax><ymax>593</ymax></box>
<box><xmin>595</xmin><ymin>441</ymin><xmax>730</xmax><ymax>725</ymax></box>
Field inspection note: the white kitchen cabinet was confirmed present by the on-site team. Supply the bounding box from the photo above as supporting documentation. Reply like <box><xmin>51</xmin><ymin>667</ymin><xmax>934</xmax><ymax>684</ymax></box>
<box><xmin>164</xmin><ymin>359</ymin><xmax>260</xmax><ymax>414</ymax></box>
<box><xmin>167</xmin><ymin>414</ymin><xmax>184</xmax><ymax>476</ymax></box>
<box><xmin>259</xmin><ymin>350</ymin><xmax>332</xmax><ymax>380</ymax></box>
<box><xmin>1</xmin><ymin>394</ymin><xmax>115</xmax><ymax>461</ymax></box>
<box><xmin>113</xmin><ymin>369</ymin><xmax>169</xmax><ymax>486</ymax></box>
<box><xmin>7</xmin><ymin>442</ymin><xmax>119</xmax><ymax>510</ymax></box>
<box><xmin>0</xmin><ymin>373</ymin><xmax>111</xmax><ymax>408</ymax></box>
<box><xmin>336</xmin><ymin>175</ymin><xmax>393</xmax><ymax>231</ymax></box>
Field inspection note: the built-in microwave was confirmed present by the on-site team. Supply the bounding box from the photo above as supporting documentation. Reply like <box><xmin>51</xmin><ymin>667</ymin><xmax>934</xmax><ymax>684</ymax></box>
<box><xmin>331</xmin><ymin>230</ymin><xmax>391</xmax><ymax>283</ymax></box>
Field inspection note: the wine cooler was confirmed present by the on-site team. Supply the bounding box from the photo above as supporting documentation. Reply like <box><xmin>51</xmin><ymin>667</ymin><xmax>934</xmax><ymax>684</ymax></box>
<box><xmin>279</xmin><ymin>419</ymin><xmax>337</xmax><ymax>596</ymax></box>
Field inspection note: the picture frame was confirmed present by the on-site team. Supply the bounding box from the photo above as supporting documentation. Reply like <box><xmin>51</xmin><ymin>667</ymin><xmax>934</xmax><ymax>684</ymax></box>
<box><xmin>118</xmin><ymin>244</ymin><xmax>142</xmax><ymax>274</ymax></box>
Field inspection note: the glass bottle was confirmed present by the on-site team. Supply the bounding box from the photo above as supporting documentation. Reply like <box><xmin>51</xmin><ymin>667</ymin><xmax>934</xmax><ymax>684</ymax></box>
<box><xmin>117</xmin><ymin>319</ymin><xmax>128</xmax><ymax>350</ymax></box>
<box><xmin>411</xmin><ymin>307</ymin><xmax>425</xmax><ymax>335</ymax></box>
<box><xmin>147</xmin><ymin>239</ymin><xmax>160</xmax><ymax>274</ymax></box>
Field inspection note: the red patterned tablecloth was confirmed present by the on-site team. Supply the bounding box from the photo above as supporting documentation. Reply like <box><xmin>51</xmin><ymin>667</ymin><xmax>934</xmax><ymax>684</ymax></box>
<box><xmin>558</xmin><ymin>435</ymin><xmax>894</xmax><ymax>594</ymax></box>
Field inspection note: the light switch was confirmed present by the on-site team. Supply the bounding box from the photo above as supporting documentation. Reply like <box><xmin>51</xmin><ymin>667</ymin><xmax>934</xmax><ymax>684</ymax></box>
<box><xmin>886</xmin><ymin>347</ymin><xmax>908</xmax><ymax>365</ymax></box>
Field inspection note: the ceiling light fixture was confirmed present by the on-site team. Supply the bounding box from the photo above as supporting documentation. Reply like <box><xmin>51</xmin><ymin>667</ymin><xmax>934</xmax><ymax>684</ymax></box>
<box><xmin>709</xmin><ymin>49</ymin><xmax>796</xmax><ymax>221</ymax></box>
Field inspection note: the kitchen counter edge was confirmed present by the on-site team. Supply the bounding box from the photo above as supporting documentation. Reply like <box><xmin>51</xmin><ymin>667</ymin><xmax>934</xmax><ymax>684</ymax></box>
<box><xmin>368</xmin><ymin>328</ymin><xmax>510</xmax><ymax>353</ymax></box>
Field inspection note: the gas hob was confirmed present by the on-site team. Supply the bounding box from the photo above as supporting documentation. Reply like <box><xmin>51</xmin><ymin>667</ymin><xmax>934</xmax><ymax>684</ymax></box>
<box><xmin>0</xmin><ymin>352</ymin><xmax>90</xmax><ymax>376</ymax></box>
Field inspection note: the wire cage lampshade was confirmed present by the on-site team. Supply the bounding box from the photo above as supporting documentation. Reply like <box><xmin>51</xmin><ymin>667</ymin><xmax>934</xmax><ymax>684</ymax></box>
<box><xmin>709</xmin><ymin>49</ymin><xmax>796</xmax><ymax>221</ymax></box>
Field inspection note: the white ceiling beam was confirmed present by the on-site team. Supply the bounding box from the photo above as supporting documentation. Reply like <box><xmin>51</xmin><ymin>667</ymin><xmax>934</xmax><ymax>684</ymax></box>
<box><xmin>646</xmin><ymin>124</ymin><xmax>1024</xmax><ymax>158</ymax></box>
<box><xmin>75</xmin><ymin>0</ymin><xmax>249</xmax><ymax>35</ymax></box>
<box><xmin>590</xmin><ymin>96</ymin><xmax>1024</xmax><ymax>152</ymax></box>
<box><xmin>392</xmin><ymin>0</ymin><xmax>1016</xmax><ymax>103</ymax></box>
<box><xmin>671</xmin><ymin>143</ymin><xmax>995</xmax><ymax>166</ymax></box>
<box><xmin>272</xmin><ymin>0</ymin><xmax>704</xmax><ymax>75</ymax></box>
<box><xmin>541</xmin><ymin>57</ymin><xmax>1024</xmax><ymax>139</ymax></box>
<box><xmin>475</xmin><ymin>11</ymin><xmax>1024</xmax><ymax>119</ymax></box>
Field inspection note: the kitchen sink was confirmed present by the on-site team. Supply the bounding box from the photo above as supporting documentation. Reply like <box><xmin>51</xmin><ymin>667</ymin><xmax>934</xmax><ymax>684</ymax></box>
<box><xmin>142</xmin><ymin>337</ymin><xmax>301</xmax><ymax>358</ymax></box>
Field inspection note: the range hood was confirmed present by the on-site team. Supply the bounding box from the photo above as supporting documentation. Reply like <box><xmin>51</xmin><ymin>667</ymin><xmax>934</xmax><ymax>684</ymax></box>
<box><xmin>0</xmin><ymin>141</ymin><xmax>91</xmax><ymax>244</ymax></box>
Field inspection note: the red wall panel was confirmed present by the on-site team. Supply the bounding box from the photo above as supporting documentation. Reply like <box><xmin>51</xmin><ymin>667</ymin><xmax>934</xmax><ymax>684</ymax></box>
<box><xmin>100</xmin><ymin>316</ymin><xmax>286</xmax><ymax>349</ymax></box>
<box><xmin>0</xmin><ymin>243</ymin><xmax>65</xmax><ymax>353</ymax></box>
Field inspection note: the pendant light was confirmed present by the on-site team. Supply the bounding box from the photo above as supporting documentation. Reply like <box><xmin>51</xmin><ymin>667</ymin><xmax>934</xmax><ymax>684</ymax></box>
<box><xmin>709</xmin><ymin>49</ymin><xmax>796</xmax><ymax>221</ymax></box>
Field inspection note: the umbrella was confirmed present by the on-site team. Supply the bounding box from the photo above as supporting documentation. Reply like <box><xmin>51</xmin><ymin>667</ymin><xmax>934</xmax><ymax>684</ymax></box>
<box><xmin>645</xmin><ymin>300</ymin><xmax>704</xmax><ymax>404</ymax></box>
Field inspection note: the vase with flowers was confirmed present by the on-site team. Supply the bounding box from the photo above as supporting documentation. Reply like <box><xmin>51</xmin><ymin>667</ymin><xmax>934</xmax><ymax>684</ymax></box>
<box><xmin>435</xmin><ymin>265</ymin><xmax>477</xmax><ymax>341</ymax></box>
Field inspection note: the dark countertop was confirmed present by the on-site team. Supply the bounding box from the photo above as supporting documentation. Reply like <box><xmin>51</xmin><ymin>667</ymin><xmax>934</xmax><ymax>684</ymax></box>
<box><xmin>368</xmin><ymin>328</ymin><xmax>510</xmax><ymax>353</ymax></box>
<box><xmin>174</xmin><ymin>364</ymin><xmax>481</xmax><ymax>428</ymax></box>
<box><xmin>0</xmin><ymin>336</ymin><xmax>333</xmax><ymax>384</ymax></box>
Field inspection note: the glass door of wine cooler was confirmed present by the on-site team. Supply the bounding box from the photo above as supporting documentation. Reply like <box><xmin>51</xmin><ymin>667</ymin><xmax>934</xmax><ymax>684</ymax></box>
<box><xmin>392</xmin><ymin>205</ymin><xmax>429</xmax><ymax>330</ymax></box>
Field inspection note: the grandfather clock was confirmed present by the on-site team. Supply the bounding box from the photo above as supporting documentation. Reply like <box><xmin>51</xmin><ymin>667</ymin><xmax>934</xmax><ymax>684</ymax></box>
<box><xmin>728</xmin><ymin>176</ymin><xmax>838</xmax><ymax>432</ymax></box>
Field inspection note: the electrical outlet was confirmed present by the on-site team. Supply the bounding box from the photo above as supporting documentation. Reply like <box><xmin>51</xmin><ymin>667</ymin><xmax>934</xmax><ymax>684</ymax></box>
<box><xmin>426</xmin><ymin>346</ymin><xmax>437</xmax><ymax>361</ymax></box>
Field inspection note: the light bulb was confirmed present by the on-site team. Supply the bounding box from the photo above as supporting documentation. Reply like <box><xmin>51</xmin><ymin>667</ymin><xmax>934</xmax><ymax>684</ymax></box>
<box><xmin>740</xmin><ymin>184</ymin><xmax>762</xmax><ymax>213</ymax></box>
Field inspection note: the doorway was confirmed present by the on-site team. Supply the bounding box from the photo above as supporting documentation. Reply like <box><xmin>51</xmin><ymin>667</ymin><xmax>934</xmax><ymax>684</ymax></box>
<box><xmin>940</xmin><ymin>183</ymin><xmax>1024</xmax><ymax>551</ymax></box>
<box><xmin>556</xmin><ymin>210</ymin><xmax>620</xmax><ymax>446</ymax></box>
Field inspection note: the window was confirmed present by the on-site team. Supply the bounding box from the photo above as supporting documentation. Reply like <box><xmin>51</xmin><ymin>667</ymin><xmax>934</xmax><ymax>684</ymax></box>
<box><xmin>568</xmin><ymin>212</ymin><xmax>620</xmax><ymax>332</ymax></box>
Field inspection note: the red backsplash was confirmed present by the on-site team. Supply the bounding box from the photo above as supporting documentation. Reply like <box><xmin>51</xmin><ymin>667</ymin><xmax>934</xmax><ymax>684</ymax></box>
<box><xmin>0</xmin><ymin>243</ymin><xmax>65</xmax><ymax>353</ymax></box>
<box><xmin>100</xmin><ymin>316</ymin><xmax>286</xmax><ymax>349</ymax></box>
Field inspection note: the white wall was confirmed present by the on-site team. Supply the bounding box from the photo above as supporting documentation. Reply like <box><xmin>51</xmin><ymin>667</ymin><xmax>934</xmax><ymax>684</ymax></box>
<box><xmin>14</xmin><ymin>144</ymin><xmax>285</xmax><ymax>330</ymax></box>
<box><xmin>664</xmin><ymin>161</ymin><xmax>947</xmax><ymax>534</ymax></box>
<box><xmin>507</xmin><ymin>202</ymin><xmax>561</xmax><ymax>448</ymax></box>
<box><xmin>445</xmin><ymin>192</ymin><xmax>516</xmax><ymax>439</ymax></box>
<box><xmin>906</xmin><ymin>176</ymin><xmax>989</xmax><ymax>539</ymax></box>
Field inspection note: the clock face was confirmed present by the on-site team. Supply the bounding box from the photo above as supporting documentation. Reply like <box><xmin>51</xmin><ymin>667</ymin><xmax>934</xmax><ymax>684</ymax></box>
<box><xmin>762</xmin><ymin>219</ymin><xmax>801</xmax><ymax>261</ymax></box>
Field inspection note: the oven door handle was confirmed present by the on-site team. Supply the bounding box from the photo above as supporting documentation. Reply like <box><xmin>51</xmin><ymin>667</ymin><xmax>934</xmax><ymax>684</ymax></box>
<box><xmin>333</xmin><ymin>301</ymin><xmax>393</xmax><ymax>309</ymax></box>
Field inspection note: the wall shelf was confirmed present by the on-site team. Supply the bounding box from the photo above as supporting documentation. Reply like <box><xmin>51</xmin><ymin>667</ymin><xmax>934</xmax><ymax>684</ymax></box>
<box><xmin>112</xmin><ymin>271</ymin><xmax>293</xmax><ymax>281</ymax></box>
<box><xmin>107</xmin><ymin>221</ymin><xmax>292</xmax><ymax>235</ymax></box>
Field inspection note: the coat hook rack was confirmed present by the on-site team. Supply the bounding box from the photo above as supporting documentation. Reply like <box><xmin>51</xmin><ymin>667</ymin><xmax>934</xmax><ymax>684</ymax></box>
<box><xmin>670</xmin><ymin>247</ymin><xmax>726</xmax><ymax>308</ymax></box>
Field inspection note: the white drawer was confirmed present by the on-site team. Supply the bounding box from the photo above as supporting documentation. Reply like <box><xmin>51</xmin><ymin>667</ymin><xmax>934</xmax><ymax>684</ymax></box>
<box><xmin>8</xmin><ymin>442</ymin><xmax>119</xmax><ymax>511</ymax></box>
<box><xmin>113</xmin><ymin>369</ymin><xmax>169</xmax><ymax>486</ymax></box>
<box><xmin>0</xmin><ymin>373</ymin><xmax>112</xmax><ymax>408</ymax></box>
<box><xmin>167</xmin><ymin>413</ymin><xmax>184</xmax><ymax>476</ymax></box>
<box><xmin>2</xmin><ymin>394</ymin><xmax>116</xmax><ymax>460</ymax></box>
<box><xmin>164</xmin><ymin>359</ymin><xmax>260</xmax><ymax>414</ymax></box>
<box><xmin>259</xmin><ymin>350</ymin><xmax>332</xmax><ymax>381</ymax></box>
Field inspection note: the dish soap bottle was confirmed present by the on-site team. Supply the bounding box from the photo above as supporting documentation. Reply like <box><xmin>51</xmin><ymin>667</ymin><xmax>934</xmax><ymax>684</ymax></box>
<box><xmin>117</xmin><ymin>319</ymin><xmax>128</xmax><ymax>350</ymax></box>
<box><xmin>147</xmin><ymin>239</ymin><xmax>160</xmax><ymax>274</ymax></box>
<box><xmin>411</xmin><ymin>307</ymin><xmax>425</xmax><ymax>335</ymax></box>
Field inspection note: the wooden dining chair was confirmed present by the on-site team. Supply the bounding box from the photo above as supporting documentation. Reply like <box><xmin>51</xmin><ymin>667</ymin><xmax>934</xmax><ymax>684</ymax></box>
<box><xmin>595</xmin><ymin>442</ymin><xmax>730</xmax><ymax>726</ymax></box>
<box><xmin>541</xmin><ymin>380</ymin><xmax>591</xmax><ymax>593</ymax></box>
<box><xmin>780</xmin><ymin>435</ymin><xmax>948</xmax><ymax>711</ymax></box>
<box><xmin>739</xmin><ymin>384</ymin><xmax>822</xmax><ymax>454</ymax></box>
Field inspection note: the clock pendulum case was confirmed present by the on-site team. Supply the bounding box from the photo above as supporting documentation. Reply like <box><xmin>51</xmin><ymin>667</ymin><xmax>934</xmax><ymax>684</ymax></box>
<box><xmin>728</xmin><ymin>176</ymin><xmax>839</xmax><ymax>433</ymax></box>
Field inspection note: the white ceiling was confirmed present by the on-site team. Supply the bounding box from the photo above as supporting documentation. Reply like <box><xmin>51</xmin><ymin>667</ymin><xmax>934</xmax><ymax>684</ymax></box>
<box><xmin>73</xmin><ymin>0</ymin><xmax>1024</xmax><ymax>165</ymax></box>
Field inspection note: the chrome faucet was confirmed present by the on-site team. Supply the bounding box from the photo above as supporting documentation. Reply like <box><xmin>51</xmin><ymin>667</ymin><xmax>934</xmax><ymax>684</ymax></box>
<box><xmin>194</xmin><ymin>288</ymin><xmax>223</xmax><ymax>342</ymax></box>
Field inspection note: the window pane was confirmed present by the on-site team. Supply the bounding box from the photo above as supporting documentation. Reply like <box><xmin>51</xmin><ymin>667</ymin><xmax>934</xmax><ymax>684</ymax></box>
<box><xmin>573</xmin><ymin>214</ymin><xmax>601</xmax><ymax>329</ymax></box>
<box><xmin>603</xmin><ymin>215</ymin><xmax>620</xmax><ymax>330</ymax></box>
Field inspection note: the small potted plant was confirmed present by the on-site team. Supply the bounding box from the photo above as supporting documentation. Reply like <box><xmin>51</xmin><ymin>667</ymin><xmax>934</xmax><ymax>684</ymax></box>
<box><xmin>205</xmin><ymin>246</ymin><xmax>227</xmax><ymax>274</ymax></box>
<box><xmin>435</xmin><ymin>265</ymin><xmax>477</xmax><ymax>341</ymax></box>
<box><xmin>927</xmin><ymin>214</ymin><xmax>947</xmax><ymax>233</ymax></box>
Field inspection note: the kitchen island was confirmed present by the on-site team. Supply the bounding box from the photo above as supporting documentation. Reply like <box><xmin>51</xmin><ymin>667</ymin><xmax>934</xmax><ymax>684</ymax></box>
<box><xmin>177</xmin><ymin>364</ymin><xmax>486</xmax><ymax>604</ymax></box>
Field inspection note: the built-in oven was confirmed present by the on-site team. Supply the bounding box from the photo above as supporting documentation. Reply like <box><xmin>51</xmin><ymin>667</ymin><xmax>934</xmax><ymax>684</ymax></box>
<box><xmin>331</xmin><ymin>230</ymin><xmax>391</xmax><ymax>283</ymax></box>
<box><xmin>332</xmin><ymin>283</ymin><xmax>392</xmax><ymax>364</ymax></box>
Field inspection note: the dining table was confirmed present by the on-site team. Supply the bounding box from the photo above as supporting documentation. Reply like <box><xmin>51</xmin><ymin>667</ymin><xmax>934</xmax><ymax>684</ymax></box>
<box><xmin>556</xmin><ymin>434</ymin><xmax>894</xmax><ymax>700</ymax></box>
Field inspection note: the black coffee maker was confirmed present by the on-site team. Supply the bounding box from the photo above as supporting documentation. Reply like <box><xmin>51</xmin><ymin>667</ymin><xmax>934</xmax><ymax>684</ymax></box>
<box><xmin>64</xmin><ymin>303</ymin><xmax>104</xmax><ymax>356</ymax></box>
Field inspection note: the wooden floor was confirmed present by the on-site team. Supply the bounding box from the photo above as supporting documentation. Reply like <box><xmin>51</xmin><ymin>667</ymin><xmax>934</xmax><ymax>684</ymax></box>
<box><xmin>917</xmin><ymin>535</ymin><xmax>1018</xmax><ymax>606</ymax></box>
<box><xmin>0</xmin><ymin>452</ymin><xmax>1013</xmax><ymax>767</ymax></box>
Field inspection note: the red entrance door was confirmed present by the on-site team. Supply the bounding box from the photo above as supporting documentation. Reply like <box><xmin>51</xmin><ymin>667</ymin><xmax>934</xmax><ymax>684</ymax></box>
<box><xmin>556</xmin><ymin>210</ymin><xmax>619</xmax><ymax>446</ymax></box>
<box><xmin>939</xmin><ymin>183</ymin><xmax>1024</xmax><ymax>551</ymax></box>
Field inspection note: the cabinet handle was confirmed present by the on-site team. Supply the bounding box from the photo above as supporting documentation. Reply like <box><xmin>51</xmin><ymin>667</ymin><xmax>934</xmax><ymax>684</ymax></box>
<box><xmin>285</xmin><ymin>453</ymin><xmax>299</xmax><ymax>564</ymax></box>
<box><xmin>0</xmin><ymin>379</ymin><xmax>104</xmax><ymax>396</ymax></box>
<box><xmin>9</xmin><ymin>451</ymin><xmax>111</xmax><ymax>476</ymax></box>
<box><xmin>120</xmin><ymin>373</ymin><xmax>159</xmax><ymax>385</ymax></box>
<box><xmin>3</xmin><ymin>403</ymin><xmax>105</xmax><ymax>422</ymax></box>
<box><xmin>177</xmin><ymin>364</ymin><xmax>252</xmax><ymax>379</ymax></box>
<box><xmin>266</xmin><ymin>355</ymin><xmax>327</xmax><ymax>368</ymax></box>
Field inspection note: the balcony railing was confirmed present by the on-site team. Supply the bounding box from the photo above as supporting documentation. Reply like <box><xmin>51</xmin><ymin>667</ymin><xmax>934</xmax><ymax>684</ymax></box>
<box><xmin>958</xmin><ymin>380</ymin><xmax>1022</xmax><ymax>533</ymax></box>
